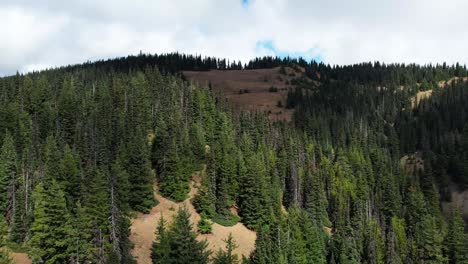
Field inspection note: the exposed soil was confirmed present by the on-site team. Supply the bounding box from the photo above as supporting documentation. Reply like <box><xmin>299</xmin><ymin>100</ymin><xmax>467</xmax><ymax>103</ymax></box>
<box><xmin>10</xmin><ymin>252</ymin><xmax>32</xmax><ymax>264</ymax></box>
<box><xmin>183</xmin><ymin>67</ymin><xmax>300</xmax><ymax>121</ymax></box>
<box><xmin>130</xmin><ymin>171</ymin><xmax>256</xmax><ymax>263</ymax></box>
<box><xmin>411</xmin><ymin>77</ymin><xmax>468</xmax><ymax>108</ymax></box>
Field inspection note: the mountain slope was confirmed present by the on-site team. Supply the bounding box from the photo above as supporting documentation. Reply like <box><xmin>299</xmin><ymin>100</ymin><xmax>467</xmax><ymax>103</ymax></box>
<box><xmin>130</xmin><ymin>170</ymin><xmax>256</xmax><ymax>263</ymax></box>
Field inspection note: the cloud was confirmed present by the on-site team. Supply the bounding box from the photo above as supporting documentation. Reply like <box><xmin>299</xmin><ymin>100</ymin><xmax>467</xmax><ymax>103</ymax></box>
<box><xmin>256</xmin><ymin>40</ymin><xmax>322</xmax><ymax>62</ymax></box>
<box><xmin>1</xmin><ymin>0</ymin><xmax>468</xmax><ymax>76</ymax></box>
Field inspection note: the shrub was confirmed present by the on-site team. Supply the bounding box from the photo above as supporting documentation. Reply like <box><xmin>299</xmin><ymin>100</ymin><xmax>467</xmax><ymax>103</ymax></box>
<box><xmin>269</xmin><ymin>86</ymin><xmax>278</xmax><ymax>92</ymax></box>
<box><xmin>198</xmin><ymin>214</ymin><xmax>212</xmax><ymax>234</ymax></box>
<box><xmin>212</xmin><ymin>213</ymin><xmax>240</xmax><ymax>227</ymax></box>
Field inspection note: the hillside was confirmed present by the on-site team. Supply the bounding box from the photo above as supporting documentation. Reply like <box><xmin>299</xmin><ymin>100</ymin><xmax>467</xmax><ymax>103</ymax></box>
<box><xmin>0</xmin><ymin>54</ymin><xmax>468</xmax><ymax>264</ymax></box>
<box><xmin>130</xmin><ymin>170</ymin><xmax>256</xmax><ymax>264</ymax></box>
<box><xmin>183</xmin><ymin>66</ymin><xmax>302</xmax><ymax>121</ymax></box>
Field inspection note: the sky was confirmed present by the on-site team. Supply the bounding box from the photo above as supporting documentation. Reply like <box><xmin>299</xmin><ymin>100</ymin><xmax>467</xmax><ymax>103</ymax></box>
<box><xmin>1</xmin><ymin>0</ymin><xmax>468</xmax><ymax>76</ymax></box>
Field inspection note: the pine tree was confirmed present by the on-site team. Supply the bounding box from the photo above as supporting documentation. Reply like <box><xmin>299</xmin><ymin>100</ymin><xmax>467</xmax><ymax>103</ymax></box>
<box><xmin>151</xmin><ymin>214</ymin><xmax>171</xmax><ymax>264</ymax></box>
<box><xmin>67</xmin><ymin>202</ymin><xmax>95</xmax><ymax>263</ymax></box>
<box><xmin>446</xmin><ymin>208</ymin><xmax>468</xmax><ymax>264</ymax></box>
<box><xmin>198</xmin><ymin>213</ymin><xmax>212</xmax><ymax>234</ymax></box>
<box><xmin>238</xmin><ymin>153</ymin><xmax>268</xmax><ymax>229</ymax></box>
<box><xmin>419</xmin><ymin>216</ymin><xmax>446</xmax><ymax>263</ymax></box>
<box><xmin>29</xmin><ymin>181</ymin><xmax>72</xmax><ymax>263</ymax></box>
<box><xmin>43</xmin><ymin>135</ymin><xmax>61</xmax><ymax>184</ymax></box>
<box><xmin>125</xmin><ymin>127</ymin><xmax>155</xmax><ymax>212</ymax></box>
<box><xmin>192</xmin><ymin>169</ymin><xmax>216</xmax><ymax>218</ymax></box>
<box><xmin>0</xmin><ymin>213</ymin><xmax>13</xmax><ymax>263</ymax></box>
<box><xmin>213</xmin><ymin>233</ymin><xmax>240</xmax><ymax>264</ymax></box>
<box><xmin>169</xmin><ymin>207</ymin><xmax>211</xmax><ymax>263</ymax></box>
<box><xmin>158</xmin><ymin>138</ymin><xmax>189</xmax><ymax>202</ymax></box>
<box><xmin>59</xmin><ymin>144</ymin><xmax>81</xmax><ymax>205</ymax></box>
<box><xmin>0</xmin><ymin>132</ymin><xmax>17</xmax><ymax>220</ymax></box>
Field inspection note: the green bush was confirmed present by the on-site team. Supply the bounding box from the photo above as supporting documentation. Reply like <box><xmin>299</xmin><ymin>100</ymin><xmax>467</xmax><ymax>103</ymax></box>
<box><xmin>212</xmin><ymin>213</ymin><xmax>240</xmax><ymax>227</ymax></box>
<box><xmin>198</xmin><ymin>214</ymin><xmax>212</xmax><ymax>234</ymax></box>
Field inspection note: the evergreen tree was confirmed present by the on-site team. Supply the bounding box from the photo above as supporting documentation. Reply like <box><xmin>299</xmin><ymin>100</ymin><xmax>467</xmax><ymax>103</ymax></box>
<box><xmin>158</xmin><ymin>138</ymin><xmax>190</xmax><ymax>202</ymax></box>
<box><xmin>198</xmin><ymin>213</ymin><xmax>212</xmax><ymax>234</ymax></box>
<box><xmin>0</xmin><ymin>132</ymin><xmax>17</xmax><ymax>219</ymax></box>
<box><xmin>125</xmin><ymin>127</ymin><xmax>155</xmax><ymax>212</ymax></box>
<box><xmin>446</xmin><ymin>208</ymin><xmax>468</xmax><ymax>264</ymax></box>
<box><xmin>151</xmin><ymin>214</ymin><xmax>171</xmax><ymax>264</ymax></box>
<box><xmin>213</xmin><ymin>233</ymin><xmax>240</xmax><ymax>264</ymax></box>
<box><xmin>169</xmin><ymin>207</ymin><xmax>211</xmax><ymax>263</ymax></box>
<box><xmin>59</xmin><ymin>144</ymin><xmax>81</xmax><ymax>204</ymax></box>
<box><xmin>0</xmin><ymin>213</ymin><xmax>13</xmax><ymax>264</ymax></box>
<box><xmin>29</xmin><ymin>181</ymin><xmax>72</xmax><ymax>263</ymax></box>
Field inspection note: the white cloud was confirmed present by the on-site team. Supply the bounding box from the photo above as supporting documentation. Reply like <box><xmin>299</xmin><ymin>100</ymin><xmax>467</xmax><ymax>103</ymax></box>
<box><xmin>1</xmin><ymin>0</ymin><xmax>468</xmax><ymax>75</ymax></box>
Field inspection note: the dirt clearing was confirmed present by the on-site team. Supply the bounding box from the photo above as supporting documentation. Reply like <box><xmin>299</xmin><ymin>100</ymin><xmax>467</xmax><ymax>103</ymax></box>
<box><xmin>130</xmin><ymin>171</ymin><xmax>256</xmax><ymax>263</ymax></box>
<box><xmin>10</xmin><ymin>252</ymin><xmax>31</xmax><ymax>264</ymax></box>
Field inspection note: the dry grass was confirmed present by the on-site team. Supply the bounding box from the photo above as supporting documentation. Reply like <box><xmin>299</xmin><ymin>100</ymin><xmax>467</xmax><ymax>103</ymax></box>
<box><xmin>183</xmin><ymin>67</ymin><xmax>300</xmax><ymax>121</ymax></box>
<box><xmin>411</xmin><ymin>77</ymin><xmax>468</xmax><ymax>108</ymax></box>
<box><xmin>411</xmin><ymin>90</ymin><xmax>433</xmax><ymax>108</ymax></box>
<box><xmin>130</xmin><ymin>171</ymin><xmax>256</xmax><ymax>264</ymax></box>
<box><xmin>10</xmin><ymin>252</ymin><xmax>31</xmax><ymax>264</ymax></box>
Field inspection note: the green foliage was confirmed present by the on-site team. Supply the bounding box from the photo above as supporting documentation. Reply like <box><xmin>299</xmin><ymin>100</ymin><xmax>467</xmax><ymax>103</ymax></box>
<box><xmin>158</xmin><ymin>139</ymin><xmax>190</xmax><ymax>202</ymax></box>
<box><xmin>192</xmin><ymin>171</ymin><xmax>216</xmax><ymax>218</ymax></box>
<box><xmin>0</xmin><ymin>53</ymin><xmax>466</xmax><ymax>263</ymax></box>
<box><xmin>151</xmin><ymin>208</ymin><xmax>211</xmax><ymax>264</ymax></box>
<box><xmin>0</xmin><ymin>213</ymin><xmax>8</xmax><ymax>247</ymax></box>
<box><xmin>125</xmin><ymin>128</ymin><xmax>155</xmax><ymax>212</ymax></box>
<box><xmin>212</xmin><ymin>213</ymin><xmax>240</xmax><ymax>227</ymax></box>
<box><xmin>0</xmin><ymin>248</ymin><xmax>14</xmax><ymax>264</ymax></box>
<box><xmin>0</xmin><ymin>132</ymin><xmax>17</xmax><ymax>215</ymax></box>
<box><xmin>238</xmin><ymin>153</ymin><xmax>269</xmax><ymax>229</ymax></box>
<box><xmin>29</xmin><ymin>181</ymin><xmax>72</xmax><ymax>263</ymax></box>
<box><xmin>446</xmin><ymin>208</ymin><xmax>468</xmax><ymax>264</ymax></box>
<box><xmin>152</xmin><ymin>215</ymin><xmax>171</xmax><ymax>264</ymax></box>
<box><xmin>213</xmin><ymin>233</ymin><xmax>240</xmax><ymax>264</ymax></box>
<box><xmin>198</xmin><ymin>213</ymin><xmax>213</xmax><ymax>234</ymax></box>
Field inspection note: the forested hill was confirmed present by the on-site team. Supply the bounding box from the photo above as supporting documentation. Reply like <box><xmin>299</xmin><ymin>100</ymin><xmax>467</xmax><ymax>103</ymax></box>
<box><xmin>0</xmin><ymin>54</ymin><xmax>467</xmax><ymax>264</ymax></box>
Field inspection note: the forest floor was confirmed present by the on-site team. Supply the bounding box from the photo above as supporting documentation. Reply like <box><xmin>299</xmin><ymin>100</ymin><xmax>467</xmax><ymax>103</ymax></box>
<box><xmin>183</xmin><ymin>67</ymin><xmax>302</xmax><ymax>121</ymax></box>
<box><xmin>130</xmin><ymin>170</ymin><xmax>256</xmax><ymax>264</ymax></box>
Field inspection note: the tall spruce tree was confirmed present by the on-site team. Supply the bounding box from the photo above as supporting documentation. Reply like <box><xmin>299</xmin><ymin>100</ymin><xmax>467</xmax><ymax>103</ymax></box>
<box><xmin>29</xmin><ymin>181</ymin><xmax>72</xmax><ymax>263</ymax></box>
<box><xmin>0</xmin><ymin>132</ymin><xmax>17</xmax><ymax>221</ymax></box>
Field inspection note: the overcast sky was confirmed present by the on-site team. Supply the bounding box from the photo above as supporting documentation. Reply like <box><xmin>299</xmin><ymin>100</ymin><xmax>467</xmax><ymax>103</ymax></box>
<box><xmin>1</xmin><ymin>0</ymin><xmax>468</xmax><ymax>76</ymax></box>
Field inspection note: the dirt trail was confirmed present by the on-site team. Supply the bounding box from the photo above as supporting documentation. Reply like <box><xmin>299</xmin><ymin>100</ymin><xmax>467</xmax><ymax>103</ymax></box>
<box><xmin>130</xmin><ymin>172</ymin><xmax>256</xmax><ymax>264</ymax></box>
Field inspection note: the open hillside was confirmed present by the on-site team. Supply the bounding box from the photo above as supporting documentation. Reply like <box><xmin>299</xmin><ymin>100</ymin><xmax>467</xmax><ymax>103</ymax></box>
<box><xmin>183</xmin><ymin>66</ymin><xmax>305</xmax><ymax>121</ymax></box>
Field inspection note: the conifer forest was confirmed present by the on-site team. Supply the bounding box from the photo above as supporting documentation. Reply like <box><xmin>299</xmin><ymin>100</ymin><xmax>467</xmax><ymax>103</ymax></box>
<box><xmin>0</xmin><ymin>53</ymin><xmax>467</xmax><ymax>264</ymax></box>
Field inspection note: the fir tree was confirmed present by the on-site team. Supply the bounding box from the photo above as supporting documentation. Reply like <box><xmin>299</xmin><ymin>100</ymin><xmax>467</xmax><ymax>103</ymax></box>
<box><xmin>0</xmin><ymin>132</ymin><xmax>17</xmax><ymax>219</ymax></box>
<box><xmin>169</xmin><ymin>207</ymin><xmax>211</xmax><ymax>263</ymax></box>
<box><xmin>29</xmin><ymin>181</ymin><xmax>72</xmax><ymax>263</ymax></box>
<box><xmin>151</xmin><ymin>214</ymin><xmax>171</xmax><ymax>264</ymax></box>
<box><xmin>213</xmin><ymin>233</ymin><xmax>240</xmax><ymax>264</ymax></box>
<box><xmin>446</xmin><ymin>208</ymin><xmax>468</xmax><ymax>264</ymax></box>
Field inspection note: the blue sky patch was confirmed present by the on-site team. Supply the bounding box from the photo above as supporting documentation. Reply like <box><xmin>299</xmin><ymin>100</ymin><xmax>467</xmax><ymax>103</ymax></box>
<box><xmin>256</xmin><ymin>40</ymin><xmax>322</xmax><ymax>62</ymax></box>
<box><xmin>241</xmin><ymin>0</ymin><xmax>251</xmax><ymax>8</ymax></box>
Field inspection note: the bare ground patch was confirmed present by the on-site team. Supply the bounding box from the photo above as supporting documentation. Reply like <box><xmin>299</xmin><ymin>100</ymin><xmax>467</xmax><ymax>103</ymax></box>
<box><xmin>130</xmin><ymin>171</ymin><xmax>256</xmax><ymax>263</ymax></box>
<box><xmin>183</xmin><ymin>67</ymin><xmax>300</xmax><ymax>121</ymax></box>
<box><xmin>10</xmin><ymin>252</ymin><xmax>31</xmax><ymax>264</ymax></box>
